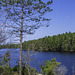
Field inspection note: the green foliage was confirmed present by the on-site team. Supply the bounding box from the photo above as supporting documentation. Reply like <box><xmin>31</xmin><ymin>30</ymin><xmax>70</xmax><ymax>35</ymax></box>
<box><xmin>0</xmin><ymin>32</ymin><xmax>75</xmax><ymax>52</ymax></box>
<box><xmin>0</xmin><ymin>65</ymin><xmax>38</xmax><ymax>75</ymax></box>
<box><xmin>0</xmin><ymin>44</ymin><xmax>19</xmax><ymax>49</ymax></box>
<box><xmin>22</xmin><ymin>67</ymin><xmax>28</xmax><ymax>75</ymax></box>
<box><xmin>41</xmin><ymin>58</ymin><xmax>61</xmax><ymax>75</ymax></box>
<box><xmin>22</xmin><ymin>32</ymin><xmax>75</xmax><ymax>52</ymax></box>
<box><xmin>0</xmin><ymin>66</ymin><xmax>14</xmax><ymax>75</ymax></box>
<box><xmin>2</xmin><ymin>51</ymin><xmax>10</xmax><ymax>67</ymax></box>
<box><xmin>12</xmin><ymin>65</ymin><xmax>19</xmax><ymax>72</ymax></box>
<box><xmin>0</xmin><ymin>66</ymin><xmax>4</xmax><ymax>74</ymax></box>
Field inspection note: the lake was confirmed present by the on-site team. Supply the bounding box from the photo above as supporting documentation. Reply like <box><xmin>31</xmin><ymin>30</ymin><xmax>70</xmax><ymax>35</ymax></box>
<box><xmin>0</xmin><ymin>48</ymin><xmax>75</xmax><ymax>75</ymax></box>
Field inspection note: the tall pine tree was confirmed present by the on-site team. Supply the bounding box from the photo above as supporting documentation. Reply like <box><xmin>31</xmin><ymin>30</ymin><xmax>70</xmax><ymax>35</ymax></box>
<box><xmin>0</xmin><ymin>0</ymin><xmax>53</xmax><ymax>75</ymax></box>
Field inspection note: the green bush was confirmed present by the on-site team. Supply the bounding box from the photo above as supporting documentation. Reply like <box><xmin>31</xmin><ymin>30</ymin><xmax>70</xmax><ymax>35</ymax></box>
<box><xmin>41</xmin><ymin>58</ymin><xmax>61</xmax><ymax>75</ymax></box>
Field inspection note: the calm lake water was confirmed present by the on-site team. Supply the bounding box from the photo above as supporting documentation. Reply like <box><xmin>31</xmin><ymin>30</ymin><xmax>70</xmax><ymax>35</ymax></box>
<box><xmin>0</xmin><ymin>48</ymin><xmax>75</xmax><ymax>75</ymax></box>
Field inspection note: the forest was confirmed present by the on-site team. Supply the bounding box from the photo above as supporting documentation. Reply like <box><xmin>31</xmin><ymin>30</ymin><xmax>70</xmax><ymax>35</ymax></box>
<box><xmin>22</xmin><ymin>32</ymin><xmax>75</xmax><ymax>52</ymax></box>
<box><xmin>0</xmin><ymin>32</ymin><xmax>75</xmax><ymax>52</ymax></box>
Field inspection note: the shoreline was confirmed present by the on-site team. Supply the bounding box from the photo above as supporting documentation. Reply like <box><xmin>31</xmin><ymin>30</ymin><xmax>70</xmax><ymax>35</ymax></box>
<box><xmin>0</xmin><ymin>48</ymin><xmax>75</xmax><ymax>53</ymax></box>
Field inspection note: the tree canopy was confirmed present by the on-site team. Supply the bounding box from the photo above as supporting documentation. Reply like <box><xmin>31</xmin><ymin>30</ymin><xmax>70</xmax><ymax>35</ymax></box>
<box><xmin>22</xmin><ymin>32</ymin><xmax>75</xmax><ymax>52</ymax></box>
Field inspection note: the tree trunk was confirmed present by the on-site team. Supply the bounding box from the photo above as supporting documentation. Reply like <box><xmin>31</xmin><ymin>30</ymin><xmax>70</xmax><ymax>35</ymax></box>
<box><xmin>19</xmin><ymin>0</ymin><xmax>23</xmax><ymax>75</ymax></box>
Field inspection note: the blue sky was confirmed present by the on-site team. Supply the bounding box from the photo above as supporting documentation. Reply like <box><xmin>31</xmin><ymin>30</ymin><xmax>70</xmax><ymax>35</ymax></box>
<box><xmin>24</xmin><ymin>0</ymin><xmax>75</xmax><ymax>41</ymax></box>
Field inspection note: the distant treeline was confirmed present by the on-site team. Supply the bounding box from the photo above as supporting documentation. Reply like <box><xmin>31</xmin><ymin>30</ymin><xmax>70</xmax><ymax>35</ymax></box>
<box><xmin>23</xmin><ymin>32</ymin><xmax>75</xmax><ymax>52</ymax></box>
<box><xmin>0</xmin><ymin>44</ymin><xmax>19</xmax><ymax>49</ymax></box>
<box><xmin>0</xmin><ymin>32</ymin><xmax>75</xmax><ymax>52</ymax></box>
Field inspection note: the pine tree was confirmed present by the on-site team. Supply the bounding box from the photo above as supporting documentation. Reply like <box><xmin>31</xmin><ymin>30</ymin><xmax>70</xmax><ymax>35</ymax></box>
<box><xmin>0</xmin><ymin>0</ymin><xmax>53</xmax><ymax>75</ymax></box>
